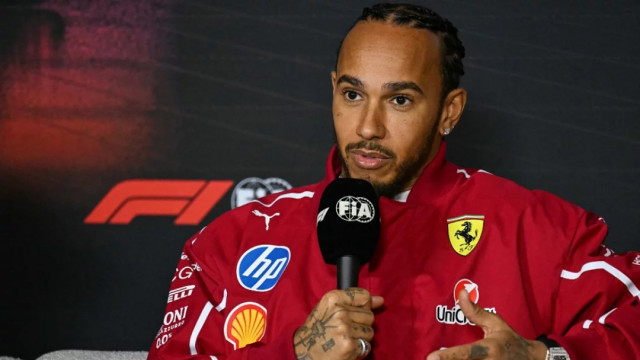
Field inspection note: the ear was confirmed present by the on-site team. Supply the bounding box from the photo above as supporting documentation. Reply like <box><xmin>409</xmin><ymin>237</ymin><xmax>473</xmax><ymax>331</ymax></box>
<box><xmin>331</xmin><ymin>71</ymin><xmax>337</xmax><ymax>93</ymax></box>
<box><xmin>438</xmin><ymin>88</ymin><xmax>467</xmax><ymax>136</ymax></box>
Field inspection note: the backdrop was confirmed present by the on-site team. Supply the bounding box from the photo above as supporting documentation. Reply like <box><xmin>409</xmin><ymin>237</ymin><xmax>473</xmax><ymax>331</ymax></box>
<box><xmin>2</xmin><ymin>1</ymin><xmax>639</xmax><ymax>359</ymax></box>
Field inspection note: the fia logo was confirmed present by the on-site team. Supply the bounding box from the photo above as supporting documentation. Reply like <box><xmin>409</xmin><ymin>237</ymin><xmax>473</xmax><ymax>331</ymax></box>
<box><xmin>335</xmin><ymin>196</ymin><xmax>374</xmax><ymax>223</ymax></box>
<box><xmin>237</xmin><ymin>245</ymin><xmax>291</xmax><ymax>292</ymax></box>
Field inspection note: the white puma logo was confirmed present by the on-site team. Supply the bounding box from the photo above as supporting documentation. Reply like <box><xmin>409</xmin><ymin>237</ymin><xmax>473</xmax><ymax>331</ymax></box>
<box><xmin>252</xmin><ymin>210</ymin><xmax>280</xmax><ymax>230</ymax></box>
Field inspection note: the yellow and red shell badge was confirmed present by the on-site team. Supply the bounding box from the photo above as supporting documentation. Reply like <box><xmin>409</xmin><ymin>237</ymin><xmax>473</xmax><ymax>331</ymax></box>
<box><xmin>447</xmin><ymin>215</ymin><xmax>484</xmax><ymax>256</ymax></box>
<box><xmin>224</xmin><ymin>302</ymin><xmax>267</xmax><ymax>350</ymax></box>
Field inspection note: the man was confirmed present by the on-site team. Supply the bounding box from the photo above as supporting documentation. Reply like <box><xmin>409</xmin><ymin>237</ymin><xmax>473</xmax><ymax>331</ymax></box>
<box><xmin>148</xmin><ymin>4</ymin><xmax>640</xmax><ymax>359</ymax></box>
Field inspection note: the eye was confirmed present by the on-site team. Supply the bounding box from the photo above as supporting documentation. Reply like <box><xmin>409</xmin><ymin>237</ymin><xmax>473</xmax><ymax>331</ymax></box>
<box><xmin>343</xmin><ymin>90</ymin><xmax>361</xmax><ymax>101</ymax></box>
<box><xmin>391</xmin><ymin>95</ymin><xmax>411</xmax><ymax>106</ymax></box>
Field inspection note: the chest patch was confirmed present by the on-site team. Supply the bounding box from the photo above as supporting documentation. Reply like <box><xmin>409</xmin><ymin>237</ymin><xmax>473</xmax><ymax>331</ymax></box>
<box><xmin>447</xmin><ymin>215</ymin><xmax>484</xmax><ymax>256</ymax></box>
<box><xmin>224</xmin><ymin>302</ymin><xmax>267</xmax><ymax>349</ymax></box>
<box><xmin>237</xmin><ymin>245</ymin><xmax>291</xmax><ymax>292</ymax></box>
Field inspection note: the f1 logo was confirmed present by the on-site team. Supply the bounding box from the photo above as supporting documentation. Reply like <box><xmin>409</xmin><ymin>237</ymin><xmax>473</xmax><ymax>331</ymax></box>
<box><xmin>236</xmin><ymin>245</ymin><xmax>291</xmax><ymax>292</ymax></box>
<box><xmin>85</xmin><ymin>180</ymin><xmax>233</xmax><ymax>225</ymax></box>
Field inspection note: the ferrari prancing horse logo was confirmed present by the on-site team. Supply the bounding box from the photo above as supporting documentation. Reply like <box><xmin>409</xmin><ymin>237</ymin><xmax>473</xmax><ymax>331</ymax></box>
<box><xmin>447</xmin><ymin>215</ymin><xmax>484</xmax><ymax>256</ymax></box>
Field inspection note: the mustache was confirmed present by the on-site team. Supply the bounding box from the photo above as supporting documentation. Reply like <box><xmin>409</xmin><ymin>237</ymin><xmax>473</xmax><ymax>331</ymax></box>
<box><xmin>345</xmin><ymin>141</ymin><xmax>396</xmax><ymax>158</ymax></box>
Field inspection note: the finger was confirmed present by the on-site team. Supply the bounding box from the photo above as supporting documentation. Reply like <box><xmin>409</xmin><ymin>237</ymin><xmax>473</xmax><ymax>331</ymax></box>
<box><xmin>335</xmin><ymin>304</ymin><xmax>375</xmax><ymax>325</ymax></box>
<box><xmin>427</xmin><ymin>341</ymin><xmax>492</xmax><ymax>360</ymax></box>
<box><xmin>457</xmin><ymin>290</ymin><xmax>500</xmax><ymax>332</ymax></box>
<box><xmin>347</xmin><ymin>337</ymin><xmax>370</xmax><ymax>360</ymax></box>
<box><xmin>342</xmin><ymin>287</ymin><xmax>374</xmax><ymax>307</ymax></box>
<box><xmin>371</xmin><ymin>295</ymin><xmax>384</xmax><ymax>309</ymax></box>
<box><xmin>352</xmin><ymin>337</ymin><xmax>373</xmax><ymax>359</ymax></box>
<box><xmin>350</xmin><ymin>323</ymin><xmax>375</xmax><ymax>341</ymax></box>
<box><xmin>323</xmin><ymin>288</ymin><xmax>368</xmax><ymax>308</ymax></box>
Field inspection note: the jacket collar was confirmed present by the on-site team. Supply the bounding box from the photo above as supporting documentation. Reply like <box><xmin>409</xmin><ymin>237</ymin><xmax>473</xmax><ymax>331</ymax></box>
<box><xmin>322</xmin><ymin>141</ymin><xmax>459</xmax><ymax>205</ymax></box>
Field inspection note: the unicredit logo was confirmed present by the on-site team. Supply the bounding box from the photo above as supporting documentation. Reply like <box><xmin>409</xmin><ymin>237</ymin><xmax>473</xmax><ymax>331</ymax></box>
<box><xmin>454</xmin><ymin>279</ymin><xmax>479</xmax><ymax>304</ymax></box>
<box><xmin>435</xmin><ymin>279</ymin><xmax>496</xmax><ymax>326</ymax></box>
<box><xmin>335</xmin><ymin>196</ymin><xmax>374</xmax><ymax>223</ymax></box>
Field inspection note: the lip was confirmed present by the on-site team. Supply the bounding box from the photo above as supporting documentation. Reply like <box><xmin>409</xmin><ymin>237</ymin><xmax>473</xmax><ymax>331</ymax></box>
<box><xmin>349</xmin><ymin>150</ymin><xmax>390</xmax><ymax>170</ymax></box>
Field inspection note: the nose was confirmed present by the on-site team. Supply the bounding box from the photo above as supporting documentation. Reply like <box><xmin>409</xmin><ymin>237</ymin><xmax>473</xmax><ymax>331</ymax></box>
<box><xmin>356</xmin><ymin>101</ymin><xmax>385</xmax><ymax>140</ymax></box>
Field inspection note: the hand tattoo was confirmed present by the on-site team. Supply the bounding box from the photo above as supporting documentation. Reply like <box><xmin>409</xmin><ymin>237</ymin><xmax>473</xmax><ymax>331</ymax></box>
<box><xmin>469</xmin><ymin>345</ymin><xmax>489</xmax><ymax>359</ymax></box>
<box><xmin>344</xmin><ymin>288</ymin><xmax>356</xmax><ymax>301</ymax></box>
<box><xmin>352</xmin><ymin>324</ymin><xmax>372</xmax><ymax>334</ymax></box>
<box><xmin>321</xmin><ymin>339</ymin><xmax>335</xmax><ymax>352</ymax></box>
<box><xmin>294</xmin><ymin>307</ymin><xmax>338</xmax><ymax>358</ymax></box>
<box><xmin>294</xmin><ymin>302</ymin><xmax>371</xmax><ymax>359</ymax></box>
<box><xmin>503</xmin><ymin>337</ymin><xmax>534</xmax><ymax>360</ymax></box>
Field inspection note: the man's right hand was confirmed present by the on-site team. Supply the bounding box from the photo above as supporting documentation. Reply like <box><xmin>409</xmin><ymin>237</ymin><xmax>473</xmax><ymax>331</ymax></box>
<box><xmin>293</xmin><ymin>288</ymin><xmax>384</xmax><ymax>360</ymax></box>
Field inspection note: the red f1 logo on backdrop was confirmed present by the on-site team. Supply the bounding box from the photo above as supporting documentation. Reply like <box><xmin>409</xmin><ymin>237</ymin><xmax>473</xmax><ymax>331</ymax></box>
<box><xmin>85</xmin><ymin>180</ymin><xmax>234</xmax><ymax>225</ymax></box>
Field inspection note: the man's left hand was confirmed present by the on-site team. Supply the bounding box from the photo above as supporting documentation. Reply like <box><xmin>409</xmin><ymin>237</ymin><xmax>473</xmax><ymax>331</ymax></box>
<box><xmin>426</xmin><ymin>290</ymin><xmax>548</xmax><ymax>360</ymax></box>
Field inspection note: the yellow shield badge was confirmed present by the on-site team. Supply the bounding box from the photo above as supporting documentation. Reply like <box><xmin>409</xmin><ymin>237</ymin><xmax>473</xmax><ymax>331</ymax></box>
<box><xmin>447</xmin><ymin>215</ymin><xmax>484</xmax><ymax>256</ymax></box>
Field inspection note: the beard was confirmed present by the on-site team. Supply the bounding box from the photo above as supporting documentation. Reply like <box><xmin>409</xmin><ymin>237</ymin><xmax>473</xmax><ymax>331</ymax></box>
<box><xmin>335</xmin><ymin>118</ymin><xmax>440</xmax><ymax>198</ymax></box>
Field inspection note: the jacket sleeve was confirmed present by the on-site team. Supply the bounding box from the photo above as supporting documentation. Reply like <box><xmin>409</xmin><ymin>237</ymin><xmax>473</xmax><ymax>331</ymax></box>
<box><xmin>545</xmin><ymin>207</ymin><xmax>640</xmax><ymax>359</ymax></box>
<box><xmin>147</xmin><ymin>222</ymin><xmax>299</xmax><ymax>360</ymax></box>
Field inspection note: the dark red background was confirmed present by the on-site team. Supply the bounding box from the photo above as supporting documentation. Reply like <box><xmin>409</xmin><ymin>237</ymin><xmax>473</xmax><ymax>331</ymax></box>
<box><xmin>2</xmin><ymin>1</ymin><xmax>639</xmax><ymax>359</ymax></box>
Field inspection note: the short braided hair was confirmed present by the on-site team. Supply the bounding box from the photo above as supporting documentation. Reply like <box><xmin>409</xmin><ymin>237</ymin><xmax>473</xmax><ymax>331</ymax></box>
<box><xmin>339</xmin><ymin>3</ymin><xmax>465</xmax><ymax>97</ymax></box>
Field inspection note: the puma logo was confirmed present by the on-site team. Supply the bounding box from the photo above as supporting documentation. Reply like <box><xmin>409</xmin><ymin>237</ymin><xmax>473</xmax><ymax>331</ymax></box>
<box><xmin>252</xmin><ymin>210</ymin><xmax>280</xmax><ymax>230</ymax></box>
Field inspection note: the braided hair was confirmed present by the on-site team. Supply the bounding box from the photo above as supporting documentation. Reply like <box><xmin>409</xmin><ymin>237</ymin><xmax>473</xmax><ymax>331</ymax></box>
<box><xmin>339</xmin><ymin>3</ymin><xmax>465</xmax><ymax>97</ymax></box>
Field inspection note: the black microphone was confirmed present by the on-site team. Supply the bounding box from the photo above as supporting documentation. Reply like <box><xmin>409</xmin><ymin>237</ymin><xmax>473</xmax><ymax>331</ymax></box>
<box><xmin>316</xmin><ymin>178</ymin><xmax>380</xmax><ymax>289</ymax></box>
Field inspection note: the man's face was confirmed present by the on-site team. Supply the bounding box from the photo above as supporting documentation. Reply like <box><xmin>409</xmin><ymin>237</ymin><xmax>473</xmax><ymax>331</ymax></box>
<box><xmin>332</xmin><ymin>21</ymin><xmax>448</xmax><ymax>197</ymax></box>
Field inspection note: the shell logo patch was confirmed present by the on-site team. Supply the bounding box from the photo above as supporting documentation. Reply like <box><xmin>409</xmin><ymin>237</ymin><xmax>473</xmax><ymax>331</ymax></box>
<box><xmin>224</xmin><ymin>302</ymin><xmax>267</xmax><ymax>350</ymax></box>
<box><xmin>447</xmin><ymin>215</ymin><xmax>484</xmax><ymax>256</ymax></box>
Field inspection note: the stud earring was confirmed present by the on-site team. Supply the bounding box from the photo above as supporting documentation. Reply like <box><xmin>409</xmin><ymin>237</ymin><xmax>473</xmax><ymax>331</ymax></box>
<box><xmin>443</xmin><ymin>128</ymin><xmax>451</xmax><ymax>135</ymax></box>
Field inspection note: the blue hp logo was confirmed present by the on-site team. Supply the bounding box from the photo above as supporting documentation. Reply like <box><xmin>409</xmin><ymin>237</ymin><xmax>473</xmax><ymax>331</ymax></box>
<box><xmin>237</xmin><ymin>245</ymin><xmax>291</xmax><ymax>292</ymax></box>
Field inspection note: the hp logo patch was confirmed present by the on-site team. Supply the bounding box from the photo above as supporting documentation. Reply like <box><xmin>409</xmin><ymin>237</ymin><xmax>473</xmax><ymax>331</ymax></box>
<box><xmin>336</xmin><ymin>196</ymin><xmax>375</xmax><ymax>223</ymax></box>
<box><xmin>237</xmin><ymin>245</ymin><xmax>291</xmax><ymax>292</ymax></box>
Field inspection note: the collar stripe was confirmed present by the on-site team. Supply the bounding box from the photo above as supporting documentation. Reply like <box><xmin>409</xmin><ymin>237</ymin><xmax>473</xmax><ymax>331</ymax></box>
<box><xmin>249</xmin><ymin>191</ymin><xmax>314</xmax><ymax>208</ymax></box>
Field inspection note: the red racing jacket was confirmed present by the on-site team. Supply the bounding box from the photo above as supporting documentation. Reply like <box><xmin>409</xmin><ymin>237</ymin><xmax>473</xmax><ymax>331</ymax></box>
<box><xmin>148</xmin><ymin>143</ymin><xmax>640</xmax><ymax>359</ymax></box>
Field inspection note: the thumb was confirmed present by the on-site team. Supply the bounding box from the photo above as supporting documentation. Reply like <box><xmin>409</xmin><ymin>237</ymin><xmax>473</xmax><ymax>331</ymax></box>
<box><xmin>371</xmin><ymin>295</ymin><xmax>384</xmax><ymax>309</ymax></box>
<box><xmin>458</xmin><ymin>289</ymin><xmax>495</xmax><ymax>332</ymax></box>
